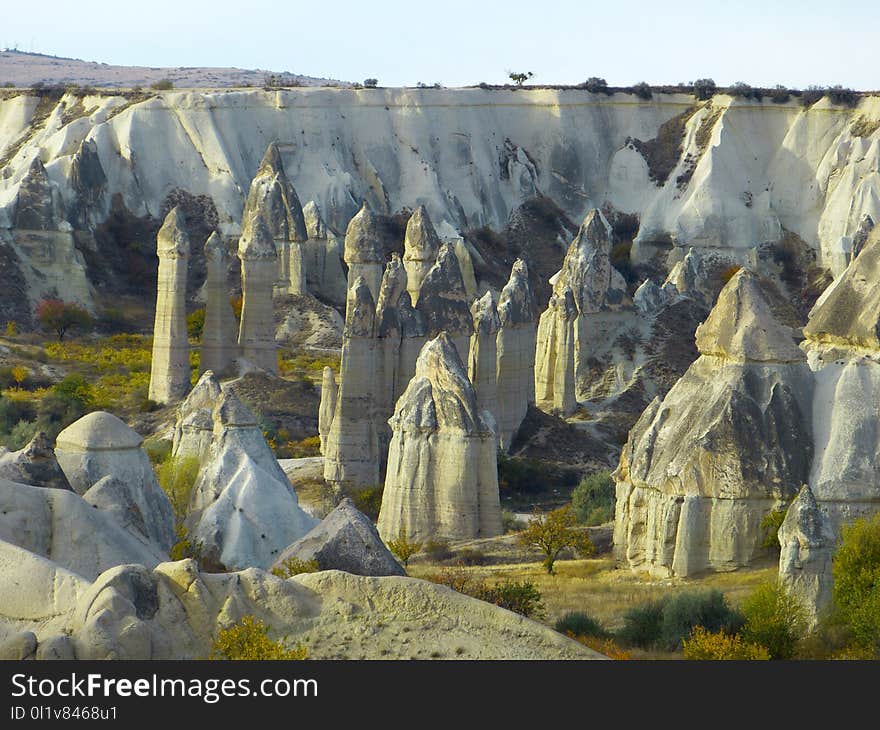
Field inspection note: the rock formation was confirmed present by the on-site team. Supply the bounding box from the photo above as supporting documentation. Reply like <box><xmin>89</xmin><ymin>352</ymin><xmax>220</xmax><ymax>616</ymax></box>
<box><xmin>0</xmin><ymin>556</ymin><xmax>599</xmax><ymax>660</ymax></box>
<box><xmin>302</xmin><ymin>200</ymin><xmax>347</xmax><ymax>305</ymax></box>
<box><xmin>0</xmin><ymin>431</ymin><xmax>71</xmax><ymax>490</ymax></box>
<box><xmin>242</xmin><ymin>142</ymin><xmax>308</xmax><ymax>295</ymax></box>
<box><xmin>237</xmin><ymin>215</ymin><xmax>279</xmax><ymax>373</ymax></box>
<box><xmin>54</xmin><ymin>411</ymin><xmax>176</xmax><ymax>552</ymax></box>
<box><xmin>377</xmin><ymin>333</ymin><xmax>502</xmax><ymax>542</ymax></box>
<box><xmin>496</xmin><ymin>259</ymin><xmax>537</xmax><ymax>449</ymax></box>
<box><xmin>0</xmin><ymin>481</ymin><xmax>166</xmax><ymax>581</ymax></box>
<box><xmin>535</xmin><ymin>209</ymin><xmax>630</xmax><ymax>415</ymax></box>
<box><xmin>343</xmin><ymin>203</ymin><xmax>386</xmax><ymax>302</ymax></box>
<box><xmin>850</xmin><ymin>213</ymin><xmax>875</xmax><ymax>261</ymax></box>
<box><xmin>415</xmin><ymin>242</ymin><xmax>473</xmax><ymax>361</ymax></box>
<box><xmin>402</xmin><ymin>205</ymin><xmax>440</xmax><ymax>305</ymax></box>
<box><xmin>200</xmin><ymin>231</ymin><xmax>238</xmax><ymax>375</ymax></box>
<box><xmin>148</xmin><ymin>207</ymin><xmax>191</xmax><ymax>404</ymax></box>
<box><xmin>317</xmin><ymin>366</ymin><xmax>337</xmax><ymax>452</ymax></box>
<box><xmin>614</xmin><ymin>269</ymin><xmax>813</xmax><ymax>577</ymax></box>
<box><xmin>185</xmin><ymin>387</ymin><xmax>318</xmax><ymax>570</ymax></box>
<box><xmin>171</xmin><ymin>370</ymin><xmax>223</xmax><ymax>463</ymax></box>
<box><xmin>322</xmin><ymin>277</ymin><xmax>381</xmax><ymax>487</ymax></box>
<box><xmin>273</xmin><ymin>498</ymin><xmax>405</xmax><ymax>577</ymax></box>
<box><xmin>468</xmin><ymin>290</ymin><xmax>500</xmax><ymax>427</ymax></box>
<box><xmin>778</xmin><ymin>485</ymin><xmax>835</xmax><ymax>625</ymax></box>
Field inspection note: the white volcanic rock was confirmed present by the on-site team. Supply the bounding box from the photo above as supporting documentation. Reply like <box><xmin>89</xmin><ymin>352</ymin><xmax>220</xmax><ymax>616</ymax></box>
<box><xmin>614</xmin><ymin>270</ymin><xmax>813</xmax><ymax>577</ymax></box>
<box><xmin>415</xmin><ymin>242</ymin><xmax>473</xmax><ymax>360</ymax></box>
<box><xmin>171</xmin><ymin>370</ymin><xmax>223</xmax><ymax>463</ymax></box>
<box><xmin>403</xmin><ymin>204</ymin><xmax>440</xmax><ymax>305</ymax></box>
<box><xmin>495</xmin><ymin>259</ymin><xmax>537</xmax><ymax>450</ymax></box>
<box><xmin>273</xmin><ymin>498</ymin><xmax>404</xmax><ymax>577</ymax></box>
<box><xmin>378</xmin><ymin>333</ymin><xmax>502</xmax><ymax>542</ymax></box>
<box><xmin>0</xmin><ymin>556</ymin><xmax>601</xmax><ymax>660</ymax></box>
<box><xmin>148</xmin><ymin>206</ymin><xmax>191</xmax><ymax>404</ymax></box>
<box><xmin>302</xmin><ymin>200</ymin><xmax>347</xmax><ymax>305</ymax></box>
<box><xmin>468</xmin><ymin>291</ymin><xmax>500</xmax><ymax>428</ymax></box>
<box><xmin>633</xmin><ymin>278</ymin><xmax>673</xmax><ymax>313</ymax></box>
<box><xmin>187</xmin><ymin>390</ymin><xmax>318</xmax><ymax>570</ymax></box>
<box><xmin>343</xmin><ymin>203</ymin><xmax>386</xmax><ymax>302</ymax></box>
<box><xmin>54</xmin><ymin>412</ymin><xmax>175</xmax><ymax>552</ymax></box>
<box><xmin>778</xmin><ymin>485</ymin><xmax>835</xmax><ymax>625</ymax></box>
<box><xmin>0</xmin><ymin>431</ymin><xmax>71</xmax><ymax>490</ymax></box>
<box><xmin>237</xmin><ymin>215</ymin><xmax>279</xmax><ymax>373</ymax></box>
<box><xmin>0</xmin><ymin>481</ymin><xmax>166</xmax><ymax>580</ymax></box>
<box><xmin>322</xmin><ymin>277</ymin><xmax>380</xmax><ymax>487</ymax></box>
<box><xmin>200</xmin><ymin>231</ymin><xmax>238</xmax><ymax>376</ymax></box>
<box><xmin>317</xmin><ymin>366</ymin><xmax>337</xmax><ymax>453</ymax></box>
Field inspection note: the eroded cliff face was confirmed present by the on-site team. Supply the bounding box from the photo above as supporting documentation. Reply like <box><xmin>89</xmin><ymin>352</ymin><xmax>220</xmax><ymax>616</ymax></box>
<box><xmin>1</xmin><ymin>88</ymin><xmax>879</xmax><ymax>317</ymax></box>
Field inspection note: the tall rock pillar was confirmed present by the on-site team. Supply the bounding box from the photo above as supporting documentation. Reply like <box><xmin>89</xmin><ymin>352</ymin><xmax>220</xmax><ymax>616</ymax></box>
<box><xmin>148</xmin><ymin>207</ymin><xmax>191</xmax><ymax>404</ymax></box>
<box><xmin>237</xmin><ymin>216</ymin><xmax>279</xmax><ymax>373</ymax></box>
<box><xmin>468</xmin><ymin>290</ymin><xmax>500</xmax><ymax>427</ymax></box>
<box><xmin>343</xmin><ymin>203</ymin><xmax>385</xmax><ymax>302</ymax></box>
<box><xmin>402</xmin><ymin>205</ymin><xmax>440</xmax><ymax>305</ymax></box>
<box><xmin>200</xmin><ymin>232</ymin><xmax>238</xmax><ymax>375</ymax></box>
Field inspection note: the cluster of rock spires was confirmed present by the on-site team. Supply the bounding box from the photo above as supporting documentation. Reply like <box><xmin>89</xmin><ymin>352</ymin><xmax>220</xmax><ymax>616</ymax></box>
<box><xmin>610</xmin><ymin>219</ymin><xmax>880</xmax><ymax>622</ymax></box>
<box><xmin>148</xmin><ymin>143</ymin><xmax>348</xmax><ymax>402</ymax></box>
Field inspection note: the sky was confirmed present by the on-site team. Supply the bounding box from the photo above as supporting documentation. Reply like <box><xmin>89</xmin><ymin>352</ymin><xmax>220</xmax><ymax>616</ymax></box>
<box><xmin>3</xmin><ymin>0</ymin><xmax>879</xmax><ymax>89</ymax></box>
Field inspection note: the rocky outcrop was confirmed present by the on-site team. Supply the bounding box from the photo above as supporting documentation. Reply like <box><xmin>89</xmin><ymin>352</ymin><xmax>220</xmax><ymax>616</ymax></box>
<box><xmin>273</xmin><ymin>498</ymin><xmax>405</xmax><ymax>577</ymax></box>
<box><xmin>850</xmin><ymin>213</ymin><xmax>874</xmax><ymax>261</ymax></box>
<box><xmin>614</xmin><ymin>269</ymin><xmax>813</xmax><ymax>577</ymax></box>
<box><xmin>200</xmin><ymin>231</ymin><xmax>238</xmax><ymax>375</ymax></box>
<box><xmin>171</xmin><ymin>370</ymin><xmax>223</xmax><ymax>463</ymax></box>
<box><xmin>0</xmin><ymin>482</ymin><xmax>166</xmax><ymax>581</ymax></box>
<box><xmin>468</xmin><ymin>291</ymin><xmax>500</xmax><ymax>427</ymax></box>
<box><xmin>415</xmin><ymin>242</ymin><xmax>473</xmax><ymax>361</ymax></box>
<box><xmin>778</xmin><ymin>485</ymin><xmax>835</xmax><ymax>625</ymax></box>
<box><xmin>535</xmin><ymin>209</ymin><xmax>630</xmax><ymax>415</ymax></box>
<box><xmin>343</xmin><ymin>203</ymin><xmax>385</xmax><ymax>302</ymax></box>
<box><xmin>302</xmin><ymin>200</ymin><xmax>347</xmax><ymax>305</ymax></box>
<box><xmin>403</xmin><ymin>205</ymin><xmax>440</xmax><ymax>305</ymax></box>
<box><xmin>0</xmin><ymin>431</ymin><xmax>71</xmax><ymax>490</ymax></box>
<box><xmin>0</xmin><ymin>555</ymin><xmax>600</xmax><ymax>660</ymax></box>
<box><xmin>317</xmin><ymin>366</ymin><xmax>337</xmax><ymax>452</ymax></box>
<box><xmin>496</xmin><ymin>259</ymin><xmax>537</xmax><ymax>449</ymax></box>
<box><xmin>148</xmin><ymin>207</ymin><xmax>191</xmax><ymax>404</ymax></box>
<box><xmin>237</xmin><ymin>215</ymin><xmax>278</xmax><ymax>373</ymax></box>
<box><xmin>322</xmin><ymin>277</ymin><xmax>381</xmax><ymax>487</ymax></box>
<box><xmin>242</xmin><ymin>142</ymin><xmax>308</xmax><ymax>295</ymax></box>
<box><xmin>186</xmin><ymin>389</ymin><xmax>318</xmax><ymax>570</ymax></box>
<box><xmin>54</xmin><ymin>412</ymin><xmax>176</xmax><ymax>552</ymax></box>
<box><xmin>377</xmin><ymin>333</ymin><xmax>502</xmax><ymax>542</ymax></box>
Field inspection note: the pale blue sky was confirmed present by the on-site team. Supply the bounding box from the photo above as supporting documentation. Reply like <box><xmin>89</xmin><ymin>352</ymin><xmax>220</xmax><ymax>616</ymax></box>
<box><xmin>4</xmin><ymin>0</ymin><xmax>878</xmax><ymax>89</ymax></box>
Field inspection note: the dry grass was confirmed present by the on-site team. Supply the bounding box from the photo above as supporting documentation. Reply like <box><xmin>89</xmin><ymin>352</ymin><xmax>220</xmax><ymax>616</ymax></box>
<box><xmin>851</xmin><ymin>115</ymin><xmax>880</xmax><ymax>138</ymax></box>
<box><xmin>626</xmin><ymin>105</ymin><xmax>699</xmax><ymax>185</ymax></box>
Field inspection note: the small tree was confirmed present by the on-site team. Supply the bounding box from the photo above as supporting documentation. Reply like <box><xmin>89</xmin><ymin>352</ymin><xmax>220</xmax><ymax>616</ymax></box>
<box><xmin>363</xmin><ymin>78</ymin><xmax>378</xmax><ymax>88</ymax></box>
<box><xmin>740</xmin><ymin>581</ymin><xmax>808</xmax><ymax>660</ymax></box>
<box><xmin>35</xmin><ymin>298</ymin><xmax>92</xmax><ymax>341</ymax></box>
<box><xmin>832</xmin><ymin>513</ymin><xmax>880</xmax><ymax>654</ymax></box>
<box><xmin>387</xmin><ymin>526</ymin><xmax>422</xmax><ymax>568</ymax></box>
<box><xmin>150</xmin><ymin>78</ymin><xmax>174</xmax><ymax>90</ymax></box>
<box><xmin>517</xmin><ymin>505</ymin><xmax>594</xmax><ymax>574</ymax></box>
<box><xmin>692</xmin><ymin>78</ymin><xmax>717</xmax><ymax>101</ymax></box>
<box><xmin>10</xmin><ymin>365</ymin><xmax>29</xmax><ymax>386</ymax></box>
<box><xmin>4</xmin><ymin>321</ymin><xmax>17</xmax><ymax>337</ymax></box>
<box><xmin>508</xmin><ymin>71</ymin><xmax>533</xmax><ymax>87</ymax></box>
<box><xmin>584</xmin><ymin>77</ymin><xmax>608</xmax><ymax>94</ymax></box>
<box><xmin>632</xmin><ymin>81</ymin><xmax>652</xmax><ymax>100</ymax></box>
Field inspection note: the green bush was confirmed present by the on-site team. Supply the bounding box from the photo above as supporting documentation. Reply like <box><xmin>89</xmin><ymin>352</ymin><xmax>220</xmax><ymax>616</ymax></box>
<box><xmin>632</xmin><ymin>82</ymin><xmax>652</xmax><ymax>100</ymax></box>
<box><xmin>155</xmin><ymin>455</ymin><xmax>201</xmax><ymax>525</ymax></box>
<box><xmin>555</xmin><ymin>611</ymin><xmax>608</xmax><ymax>638</ymax></box>
<box><xmin>760</xmin><ymin>506</ymin><xmax>789</xmax><ymax>551</ymax></box>
<box><xmin>271</xmin><ymin>557</ymin><xmax>321</xmax><ymax>579</ymax></box>
<box><xmin>659</xmin><ymin>590</ymin><xmax>743</xmax><ymax>651</ymax></box>
<box><xmin>455</xmin><ymin>548</ymin><xmax>487</xmax><ymax>566</ymax></box>
<box><xmin>502</xmin><ymin>509</ymin><xmax>525</xmax><ymax>533</ymax></box>
<box><xmin>150</xmin><ymin>79</ymin><xmax>174</xmax><ymax>91</ymax></box>
<box><xmin>740</xmin><ymin>581</ymin><xmax>808</xmax><ymax>659</ymax></box>
<box><xmin>497</xmin><ymin>455</ymin><xmax>579</xmax><ymax>495</ymax></box>
<box><xmin>187</xmin><ymin>308</ymin><xmax>205</xmax><ymax>341</ymax></box>
<box><xmin>346</xmin><ymin>484</ymin><xmax>384</xmax><ymax>521</ymax></box>
<box><xmin>832</xmin><ymin>513</ymin><xmax>880</xmax><ymax>654</ymax></box>
<box><xmin>481</xmin><ymin>580</ymin><xmax>545</xmax><ymax>619</ymax></box>
<box><xmin>618</xmin><ymin>600</ymin><xmax>666</xmax><ymax>648</ymax></box>
<box><xmin>572</xmin><ymin>470</ymin><xmax>615</xmax><ymax>525</ymax></box>
<box><xmin>0</xmin><ymin>396</ymin><xmax>35</xmax><ymax>434</ymax></box>
<box><xmin>424</xmin><ymin>539</ymin><xmax>453</xmax><ymax>562</ymax></box>
<box><xmin>5</xmin><ymin>419</ymin><xmax>38</xmax><ymax>450</ymax></box>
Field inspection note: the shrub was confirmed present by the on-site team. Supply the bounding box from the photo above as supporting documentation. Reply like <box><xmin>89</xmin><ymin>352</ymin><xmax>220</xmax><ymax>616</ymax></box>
<box><xmin>230</xmin><ymin>295</ymin><xmax>243</xmax><ymax>321</ymax></box>
<box><xmin>740</xmin><ymin>581</ymin><xmax>808</xmax><ymax>659</ymax></box>
<box><xmin>187</xmin><ymin>308</ymin><xmax>205</xmax><ymax>340</ymax></box>
<box><xmin>659</xmin><ymin>590</ymin><xmax>744</xmax><ymax>651</ymax></box>
<box><xmin>271</xmin><ymin>557</ymin><xmax>320</xmax><ymax>579</ymax></box>
<box><xmin>517</xmin><ymin>505</ymin><xmax>595</xmax><ymax>574</ymax></box>
<box><xmin>363</xmin><ymin>78</ymin><xmax>378</xmax><ymax>88</ymax></box>
<box><xmin>584</xmin><ymin>77</ymin><xmax>609</xmax><ymax>94</ymax></box>
<box><xmin>826</xmin><ymin>85</ymin><xmax>858</xmax><ymax>107</ymax></box>
<box><xmin>155</xmin><ymin>455</ymin><xmax>200</xmax><ymax>525</ymax></box>
<box><xmin>210</xmin><ymin>616</ymin><xmax>307</xmax><ymax>660</ymax></box>
<box><xmin>5</xmin><ymin>321</ymin><xmax>17</xmax><ymax>336</ymax></box>
<box><xmin>424</xmin><ymin>538</ymin><xmax>453</xmax><ymax>562</ymax></box>
<box><xmin>682</xmin><ymin>627</ymin><xmax>770</xmax><ymax>660</ymax></box>
<box><xmin>760</xmin><ymin>506</ymin><xmax>789</xmax><ymax>551</ymax></box>
<box><xmin>801</xmin><ymin>85</ymin><xmax>825</xmax><ymax>107</ymax></box>
<box><xmin>832</xmin><ymin>513</ymin><xmax>880</xmax><ymax>654</ymax></box>
<box><xmin>571</xmin><ymin>470</ymin><xmax>615</xmax><ymax>525</ymax></box>
<box><xmin>481</xmin><ymin>580</ymin><xmax>545</xmax><ymax>619</ymax></box>
<box><xmin>632</xmin><ymin>81</ymin><xmax>652</xmax><ymax>100</ymax></box>
<box><xmin>51</xmin><ymin>374</ymin><xmax>94</xmax><ymax>414</ymax></box>
<box><xmin>455</xmin><ymin>548</ymin><xmax>487</xmax><ymax>566</ymax></box>
<box><xmin>502</xmin><ymin>510</ymin><xmax>525</xmax><ymax>533</ymax></box>
<box><xmin>346</xmin><ymin>484</ymin><xmax>383</xmax><ymax>521</ymax></box>
<box><xmin>497</xmin><ymin>455</ymin><xmax>578</xmax><ymax>495</ymax></box>
<box><xmin>150</xmin><ymin>79</ymin><xmax>174</xmax><ymax>91</ymax></box>
<box><xmin>284</xmin><ymin>435</ymin><xmax>321</xmax><ymax>458</ymax></box>
<box><xmin>35</xmin><ymin>299</ymin><xmax>92</xmax><ymax>341</ymax></box>
<box><xmin>386</xmin><ymin>526</ymin><xmax>422</xmax><ymax>568</ymax></box>
<box><xmin>573</xmin><ymin>636</ymin><xmax>632</xmax><ymax>659</ymax></box>
<box><xmin>555</xmin><ymin>611</ymin><xmax>608</xmax><ymax>638</ymax></box>
<box><xmin>692</xmin><ymin>78</ymin><xmax>717</xmax><ymax>101</ymax></box>
<box><xmin>5</xmin><ymin>419</ymin><xmax>38</xmax><ymax>450</ymax></box>
<box><xmin>770</xmin><ymin>85</ymin><xmax>790</xmax><ymax>104</ymax></box>
<box><xmin>618</xmin><ymin>600</ymin><xmax>666</xmax><ymax>648</ymax></box>
<box><xmin>0</xmin><ymin>396</ymin><xmax>35</xmax><ymax>435</ymax></box>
